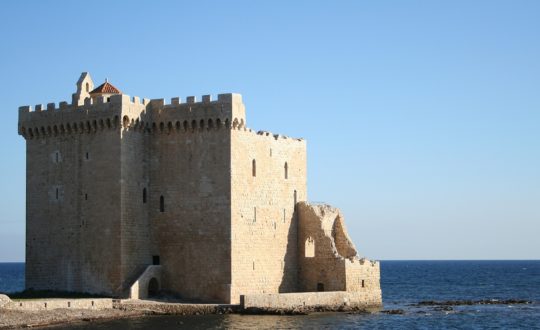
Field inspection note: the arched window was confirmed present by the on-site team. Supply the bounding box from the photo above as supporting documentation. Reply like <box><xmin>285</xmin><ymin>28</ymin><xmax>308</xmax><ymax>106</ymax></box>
<box><xmin>160</xmin><ymin>195</ymin><xmax>164</xmax><ymax>212</ymax></box>
<box><xmin>284</xmin><ymin>162</ymin><xmax>288</xmax><ymax>179</ymax></box>
<box><xmin>143</xmin><ymin>188</ymin><xmax>147</xmax><ymax>204</ymax></box>
<box><xmin>85</xmin><ymin>82</ymin><xmax>89</xmax><ymax>92</ymax></box>
<box><xmin>305</xmin><ymin>237</ymin><xmax>315</xmax><ymax>257</ymax></box>
<box><xmin>252</xmin><ymin>159</ymin><xmax>256</xmax><ymax>177</ymax></box>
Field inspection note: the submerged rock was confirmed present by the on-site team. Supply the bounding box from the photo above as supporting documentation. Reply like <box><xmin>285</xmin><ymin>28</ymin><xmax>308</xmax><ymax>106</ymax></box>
<box><xmin>415</xmin><ymin>299</ymin><xmax>532</xmax><ymax>306</ymax></box>
<box><xmin>380</xmin><ymin>309</ymin><xmax>405</xmax><ymax>315</ymax></box>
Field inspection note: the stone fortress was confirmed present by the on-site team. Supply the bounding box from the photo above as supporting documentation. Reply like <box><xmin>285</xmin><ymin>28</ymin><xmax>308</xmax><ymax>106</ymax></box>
<box><xmin>17</xmin><ymin>73</ymin><xmax>382</xmax><ymax>307</ymax></box>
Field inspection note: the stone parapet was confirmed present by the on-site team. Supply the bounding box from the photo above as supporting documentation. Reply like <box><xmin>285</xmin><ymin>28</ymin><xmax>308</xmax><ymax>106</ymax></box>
<box><xmin>4</xmin><ymin>298</ymin><xmax>113</xmax><ymax>311</ymax></box>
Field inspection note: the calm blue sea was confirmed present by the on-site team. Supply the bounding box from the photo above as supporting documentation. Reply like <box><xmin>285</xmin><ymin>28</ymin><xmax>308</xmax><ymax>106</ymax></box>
<box><xmin>1</xmin><ymin>261</ymin><xmax>539</xmax><ymax>329</ymax></box>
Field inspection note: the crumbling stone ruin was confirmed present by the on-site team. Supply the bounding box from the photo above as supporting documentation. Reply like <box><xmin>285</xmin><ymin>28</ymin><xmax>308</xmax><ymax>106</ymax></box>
<box><xmin>17</xmin><ymin>73</ymin><xmax>382</xmax><ymax>306</ymax></box>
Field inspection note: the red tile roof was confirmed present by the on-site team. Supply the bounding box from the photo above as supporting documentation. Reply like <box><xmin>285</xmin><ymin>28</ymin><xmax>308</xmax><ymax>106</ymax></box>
<box><xmin>90</xmin><ymin>81</ymin><xmax>121</xmax><ymax>94</ymax></box>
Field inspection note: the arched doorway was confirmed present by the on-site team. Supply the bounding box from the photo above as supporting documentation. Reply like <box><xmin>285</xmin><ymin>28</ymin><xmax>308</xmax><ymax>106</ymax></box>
<box><xmin>148</xmin><ymin>277</ymin><xmax>159</xmax><ymax>297</ymax></box>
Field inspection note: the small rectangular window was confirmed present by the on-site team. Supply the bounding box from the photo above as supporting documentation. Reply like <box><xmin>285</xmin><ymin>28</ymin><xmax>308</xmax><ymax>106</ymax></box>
<box><xmin>85</xmin><ymin>193</ymin><xmax>88</xmax><ymax>200</ymax></box>
<box><xmin>152</xmin><ymin>255</ymin><xmax>160</xmax><ymax>265</ymax></box>
<box><xmin>362</xmin><ymin>280</ymin><xmax>365</xmax><ymax>288</ymax></box>
<box><xmin>317</xmin><ymin>283</ymin><xmax>325</xmax><ymax>292</ymax></box>
<box><xmin>85</xmin><ymin>152</ymin><xmax>89</xmax><ymax>160</ymax></box>
<box><xmin>160</xmin><ymin>196</ymin><xmax>165</xmax><ymax>212</ymax></box>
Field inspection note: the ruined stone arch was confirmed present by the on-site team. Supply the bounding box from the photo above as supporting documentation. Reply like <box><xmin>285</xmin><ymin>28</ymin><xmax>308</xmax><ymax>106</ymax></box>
<box><xmin>233</xmin><ymin>118</ymin><xmax>239</xmax><ymax>129</ymax></box>
<box><xmin>216</xmin><ymin>118</ymin><xmax>221</xmax><ymax>129</ymax></box>
<box><xmin>199</xmin><ymin>119</ymin><xmax>205</xmax><ymax>130</ymax></box>
<box><xmin>167</xmin><ymin>122</ymin><xmax>173</xmax><ymax>133</ymax></box>
<box><xmin>191</xmin><ymin>120</ymin><xmax>197</xmax><ymax>131</ymax></box>
<box><xmin>240</xmin><ymin>119</ymin><xmax>245</xmax><ymax>129</ymax></box>
<box><xmin>208</xmin><ymin>118</ymin><xmax>213</xmax><ymax>129</ymax></box>
<box><xmin>183</xmin><ymin>120</ymin><xmax>188</xmax><ymax>131</ymax></box>
<box><xmin>159</xmin><ymin>122</ymin><xmax>164</xmax><ymax>133</ymax></box>
<box><xmin>175</xmin><ymin>121</ymin><xmax>181</xmax><ymax>131</ymax></box>
<box><xmin>152</xmin><ymin>122</ymin><xmax>157</xmax><ymax>133</ymax></box>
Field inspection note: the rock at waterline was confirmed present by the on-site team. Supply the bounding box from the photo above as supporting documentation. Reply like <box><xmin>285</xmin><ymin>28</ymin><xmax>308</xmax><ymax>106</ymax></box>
<box><xmin>0</xmin><ymin>294</ymin><xmax>11</xmax><ymax>307</ymax></box>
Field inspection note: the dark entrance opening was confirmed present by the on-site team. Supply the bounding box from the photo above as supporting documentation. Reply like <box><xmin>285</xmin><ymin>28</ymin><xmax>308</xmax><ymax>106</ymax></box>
<box><xmin>152</xmin><ymin>255</ymin><xmax>160</xmax><ymax>265</ymax></box>
<box><xmin>148</xmin><ymin>278</ymin><xmax>159</xmax><ymax>297</ymax></box>
<box><xmin>317</xmin><ymin>283</ymin><xmax>324</xmax><ymax>292</ymax></box>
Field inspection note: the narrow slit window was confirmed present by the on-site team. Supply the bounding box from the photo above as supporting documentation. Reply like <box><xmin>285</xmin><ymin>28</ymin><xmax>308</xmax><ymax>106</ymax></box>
<box><xmin>160</xmin><ymin>195</ymin><xmax>165</xmax><ymax>212</ymax></box>
<box><xmin>85</xmin><ymin>152</ymin><xmax>89</xmax><ymax>160</ymax></box>
<box><xmin>252</xmin><ymin>159</ymin><xmax>256</xmax><ymax>177</ymax></box>
<box><xmin>55</xmin><ymin>152</ymin><xmax>59</xmax><ymax>163</ymax></box>
<box><xmin>253</xmin><ymin>207</ymin><xmax>257</xmax><ymax>223</ymax></box>
<box><xmin>55</xmin><ymin>188</ymin><xmax>59</xmax><ymax>200</ymax></box>
<box><xmin>284</xmin><ymin>162</ymin><xmax>288</xmax><ymax>179</ymax></box>
<box><xmin>85</xmin><ymin>193</ymin><xmax>88</xmax><ymax>200</ymax></box>
<box><xmin>362</xmin><ymin>279</ymin><xmax>365</xmax><ymax>288</ymax></box>
<box><xmin>143</xmin><ymin>188</ymin><xmax>147</xmax><ymax>204</ymax></box>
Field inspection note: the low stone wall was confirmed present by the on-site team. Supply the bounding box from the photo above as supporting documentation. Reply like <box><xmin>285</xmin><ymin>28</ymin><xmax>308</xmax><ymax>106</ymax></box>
<box><xmin>115</xmin><ymin>300</ymin><xmax>240</xmax><ymax>315</ymax></box>
<box><xmin>4</xmin><ymin>298</ymin><xmax>113</xmax><ymax>311</ymax></box>
<box><xmin>242</xmin><ymin>291</ymin><xmax>382</xmax><ymax>311</ymax></box>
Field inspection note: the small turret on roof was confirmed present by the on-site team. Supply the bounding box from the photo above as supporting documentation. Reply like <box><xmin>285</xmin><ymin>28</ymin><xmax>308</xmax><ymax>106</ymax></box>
<box><xmin>90</xmin><ymin>79</ymin><xmax>122</xmax><ymax>95</ymax></box>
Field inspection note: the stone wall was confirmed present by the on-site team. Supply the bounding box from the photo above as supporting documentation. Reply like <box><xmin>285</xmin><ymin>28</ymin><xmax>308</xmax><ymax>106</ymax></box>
<box><xmin>230</xmin><ymin>130</ymin><xmax>307</xmax><ymax>304</ymax></box>
<box><xmin>23</xmin><ymin>101</ymin><xmax>124</xmax><ymax>295</ymax></box>
<box><xmin>242</xmin><ymin>291</ymin><xmax>381</xmax><ymax>310</ymax></box>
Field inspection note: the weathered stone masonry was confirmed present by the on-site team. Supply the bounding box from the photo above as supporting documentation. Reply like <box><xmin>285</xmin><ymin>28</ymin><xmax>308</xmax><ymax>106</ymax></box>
<box><xmin>18</xmin><ymin>72</ymin><xmax>382</xmax><ymax>306</ymax></box>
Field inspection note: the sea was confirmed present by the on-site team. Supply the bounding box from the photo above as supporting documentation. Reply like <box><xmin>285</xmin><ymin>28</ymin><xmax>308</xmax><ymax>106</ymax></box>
<box><xmin>1</xmin><ymin>261</ymin><xmax>539</xmax><ymax>329</ymax></box>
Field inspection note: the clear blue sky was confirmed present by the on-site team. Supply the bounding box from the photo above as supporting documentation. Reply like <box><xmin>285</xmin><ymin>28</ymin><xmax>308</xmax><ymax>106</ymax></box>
<box><xmin>1</xmin><ymin>1</ymin><xmax>538</xmax><ymax>261</ymax></box>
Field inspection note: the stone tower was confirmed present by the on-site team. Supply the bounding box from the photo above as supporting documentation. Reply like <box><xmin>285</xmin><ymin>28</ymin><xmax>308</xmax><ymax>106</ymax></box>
<box><xmin>18</xmin><ymin>73</ymin><xmax>381</xmax><ymax>305</ymax></box>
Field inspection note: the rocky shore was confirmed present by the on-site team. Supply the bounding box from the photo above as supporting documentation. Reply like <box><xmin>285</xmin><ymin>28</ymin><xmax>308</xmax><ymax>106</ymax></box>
<box><xmin>0</xmin><ymin>308</ymin><xmax>146</xmax><ymax>329</ymax></box>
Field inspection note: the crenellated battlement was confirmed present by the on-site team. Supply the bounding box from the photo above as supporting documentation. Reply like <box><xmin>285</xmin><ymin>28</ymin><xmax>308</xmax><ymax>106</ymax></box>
<box><xmin>18</xmin><ymin>90</ymin><xmax>247</xmax><ymax>140</ymax></box>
